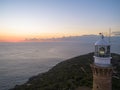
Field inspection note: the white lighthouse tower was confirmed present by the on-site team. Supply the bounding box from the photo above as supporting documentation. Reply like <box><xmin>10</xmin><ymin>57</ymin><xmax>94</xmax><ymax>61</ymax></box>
<box><xmin>91</xmin><ymin>34</ymin><xmax>113</xmax><ymax>90</ymax></box>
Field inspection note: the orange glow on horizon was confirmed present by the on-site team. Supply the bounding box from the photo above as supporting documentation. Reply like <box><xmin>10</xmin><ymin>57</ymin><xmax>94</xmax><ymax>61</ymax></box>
<box><xmin>0</xmin><ymin>32</ymin><xmax>82</xmax><ymax>42</ymax></box>
<box><xmin>0</xmin><ymin>27</ymin><xmax>99</xmax><ymax>42</ymax></box>
<box><xmin>0</xmin><ymin>35</ymin><xmax>24</xmax><ymax>42</ymax></box>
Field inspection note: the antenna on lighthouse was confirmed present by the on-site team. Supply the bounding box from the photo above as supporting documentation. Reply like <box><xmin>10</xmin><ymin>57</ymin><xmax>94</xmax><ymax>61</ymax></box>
<box><xmin>109</xmin><ymin>28</ymin><xmax>111</xmax><ymax>43</ymax></box>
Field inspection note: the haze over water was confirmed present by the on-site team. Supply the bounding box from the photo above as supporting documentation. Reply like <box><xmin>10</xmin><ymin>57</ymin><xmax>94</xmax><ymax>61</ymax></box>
<box><xmin>0</xmin><ymin>36</ymin><xmax>120</xmax><ymax>90</ymax></box>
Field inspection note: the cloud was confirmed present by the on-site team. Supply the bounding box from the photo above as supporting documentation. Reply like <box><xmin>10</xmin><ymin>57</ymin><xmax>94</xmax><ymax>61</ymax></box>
<box><xmin>25</xmin><ymin>38</ymin><xmax>40</xmax><ymax>41</ymax></box>
<box><xmin>112</xmin><ymin>31</ymin><xmax>120</xmax><ymax>36</ymax></box>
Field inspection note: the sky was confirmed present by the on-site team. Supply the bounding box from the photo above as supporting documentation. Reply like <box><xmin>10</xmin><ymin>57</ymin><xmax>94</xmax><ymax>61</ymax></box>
<box><xmin>0</xmin><ymin>0</ymin><xmax>120</xmax><ymax>42</ymax></box>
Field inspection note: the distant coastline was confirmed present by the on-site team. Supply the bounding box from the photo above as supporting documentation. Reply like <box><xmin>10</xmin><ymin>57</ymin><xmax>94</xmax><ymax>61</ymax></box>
<box><xmin>24</xmin><ymin>35</ymin><xmax>120</xmax><ymax>42</ymax></box>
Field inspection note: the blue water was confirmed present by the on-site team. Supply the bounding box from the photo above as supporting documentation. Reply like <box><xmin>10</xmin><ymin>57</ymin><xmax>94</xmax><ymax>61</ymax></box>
<box><xmin>0</xmin><ymin>39</ymin><xmax>119</xmax><ymax>90</ymax></box>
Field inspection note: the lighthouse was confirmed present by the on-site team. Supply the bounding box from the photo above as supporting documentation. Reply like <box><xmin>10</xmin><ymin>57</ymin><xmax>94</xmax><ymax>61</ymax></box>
<box><xmin>91</xmin><ymin>34</ymin><xmax>113</xmax><ymax>90</ymax></box>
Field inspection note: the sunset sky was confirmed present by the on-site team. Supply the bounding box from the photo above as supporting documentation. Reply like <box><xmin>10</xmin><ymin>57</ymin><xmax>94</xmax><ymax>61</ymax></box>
<box><xmin>0</xmin><ymin>0</ymin><xmax>120</xmax><ymax>42</ymax></box>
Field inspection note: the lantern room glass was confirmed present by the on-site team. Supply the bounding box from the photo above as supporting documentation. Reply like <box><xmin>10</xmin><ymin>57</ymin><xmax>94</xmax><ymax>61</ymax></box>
<box><xmin>95</xmin><ymin>45</ymin><xmax>110</xmax><ymax>57</ymax></box>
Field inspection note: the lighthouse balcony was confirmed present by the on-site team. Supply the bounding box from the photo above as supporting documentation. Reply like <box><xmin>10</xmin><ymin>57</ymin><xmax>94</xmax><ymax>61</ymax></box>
<box><xmin>94</xmin><ymin>56</ymin><xmax>112</xmax><ymax>67</ymax></box>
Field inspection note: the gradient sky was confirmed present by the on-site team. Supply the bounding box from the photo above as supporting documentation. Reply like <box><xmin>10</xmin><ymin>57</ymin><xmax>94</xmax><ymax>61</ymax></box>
<box><xmin>0</xmin><ymin>0</ymin><xmax>120</xmax><ymax>42</ymax></box>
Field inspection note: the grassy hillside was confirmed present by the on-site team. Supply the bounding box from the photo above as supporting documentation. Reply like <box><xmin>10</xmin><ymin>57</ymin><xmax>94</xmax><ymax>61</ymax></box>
<box><xmin>10</xmin><ymin>53</ymin><xmax>120</xmax><ymax>90</ymax></box>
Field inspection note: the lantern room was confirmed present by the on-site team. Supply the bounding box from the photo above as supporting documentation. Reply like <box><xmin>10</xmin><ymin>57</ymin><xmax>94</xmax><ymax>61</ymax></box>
<box><xmin>94</xmin><ymin>34</ymin><xmax>112</xmax><ymax>66</ymax></box>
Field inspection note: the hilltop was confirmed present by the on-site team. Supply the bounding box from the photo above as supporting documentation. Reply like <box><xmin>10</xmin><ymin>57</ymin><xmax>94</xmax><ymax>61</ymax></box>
<box><xmin>10</xmin><ymin>53</ymin><xmax>120</xmax><ymax>90</ymax></box>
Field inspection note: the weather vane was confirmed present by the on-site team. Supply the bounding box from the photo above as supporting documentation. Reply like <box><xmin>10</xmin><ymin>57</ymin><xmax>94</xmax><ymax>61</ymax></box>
<box><xmin>99</xmin><ymin>33</ymin><xmax>104</xmax><ymax>39</ymax></box>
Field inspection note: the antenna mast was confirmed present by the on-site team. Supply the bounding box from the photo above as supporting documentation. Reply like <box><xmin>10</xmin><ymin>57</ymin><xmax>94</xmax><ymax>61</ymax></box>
<box><xmin>109</xmin><ymin>28</ymin><xmax>111</xmax><ymax>43</ymax></box>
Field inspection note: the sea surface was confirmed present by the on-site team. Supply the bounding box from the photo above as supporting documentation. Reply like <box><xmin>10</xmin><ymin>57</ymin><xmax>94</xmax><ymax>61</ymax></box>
<box><xmin>0</xmin><ymin>39</ymin><xmax>120</xmax><ymax>90</ymax></box>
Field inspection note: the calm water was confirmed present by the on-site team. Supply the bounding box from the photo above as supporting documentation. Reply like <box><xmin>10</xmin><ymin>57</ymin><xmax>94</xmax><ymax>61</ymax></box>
<box><xmin>0</xmin><ymin>39</ymin><xmax>119</xmax><ymax>90</ymax></box>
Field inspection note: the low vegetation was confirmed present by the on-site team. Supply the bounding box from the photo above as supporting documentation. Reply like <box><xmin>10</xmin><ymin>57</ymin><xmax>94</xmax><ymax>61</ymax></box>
<box><xmin>10</xmin><ymin>53</ymin><xmax>120</xmax><ymax>90</ymax></box>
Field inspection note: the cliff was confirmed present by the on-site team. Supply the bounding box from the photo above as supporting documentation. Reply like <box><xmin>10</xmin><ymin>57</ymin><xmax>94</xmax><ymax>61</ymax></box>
<box><xmin>10</xmin><ymin>53</ymin><xmax>120</xmax><ymax>90</ymax></box>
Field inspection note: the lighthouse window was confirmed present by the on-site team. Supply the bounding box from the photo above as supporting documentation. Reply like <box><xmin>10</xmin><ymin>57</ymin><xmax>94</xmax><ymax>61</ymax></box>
<box><xmin>95</xmin><ymin>46</ymin><xmax>98</xmax><ymax>52</ymax></box>
<box><xmin>107</xmin><ymin>46</ymin><xmax>110</xmax><ymax>54</ymax></box>
<box><xmin>95</xmin><ymin>46</ymin><xmax>98</xmax><ymax>56</ymax></box>
<box><xmin>99</xmin><ymin>47</ymin><xmax>105</xmax><ymax>57</ymax></box>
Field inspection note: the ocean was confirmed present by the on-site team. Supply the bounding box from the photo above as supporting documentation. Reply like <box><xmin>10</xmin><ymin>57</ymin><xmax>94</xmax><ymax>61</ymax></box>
<box><xmin>0</xmin><ymin>38</ymin><xmax>119</xmax><ymax>90</ymax></box>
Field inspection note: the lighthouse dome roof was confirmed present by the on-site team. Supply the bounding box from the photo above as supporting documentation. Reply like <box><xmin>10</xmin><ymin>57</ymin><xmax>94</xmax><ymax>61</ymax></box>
<box><xmin>95</xmin><ymin>39</ymin><xmax>110</xmax><ymax>46</ymax></box>
<box><xmin>95</xmin><ymin>38</ymin><xmax>110</xmax><ymax>46</ymax></box>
